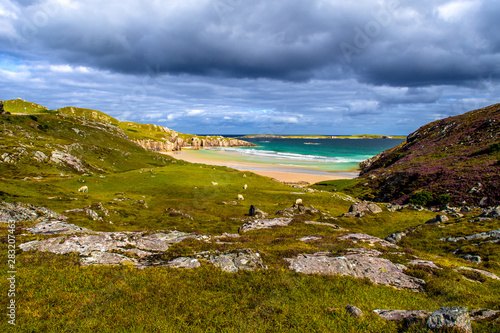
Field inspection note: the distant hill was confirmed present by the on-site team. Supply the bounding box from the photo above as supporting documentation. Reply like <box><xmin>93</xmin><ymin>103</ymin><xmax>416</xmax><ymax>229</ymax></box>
<box><xmin>357</xmin><ymin>103</ymin><xmax>500</xmax><ymax>206</ymax></box>
<box><xmin>2</xmin><ymin>99</ymin><xmax>255</xmax><ymax>152</ymax></box>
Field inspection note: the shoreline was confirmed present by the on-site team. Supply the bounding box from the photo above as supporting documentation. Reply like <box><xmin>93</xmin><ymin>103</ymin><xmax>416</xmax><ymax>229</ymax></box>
<box><xmin>165</xmin><ymin>149</ymin><xmax>358</xmax><ymax>184</ymax></box>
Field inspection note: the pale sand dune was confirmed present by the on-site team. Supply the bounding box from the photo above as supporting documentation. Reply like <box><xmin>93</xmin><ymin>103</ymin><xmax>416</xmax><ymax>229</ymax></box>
<box><xmin>164</xmin><ymin>149</ymin><xmax>356</xmax><ymax>184</ymax></box>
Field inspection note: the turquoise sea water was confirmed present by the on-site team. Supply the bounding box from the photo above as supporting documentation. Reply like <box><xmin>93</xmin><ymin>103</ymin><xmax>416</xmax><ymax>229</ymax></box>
<box><xmin>207</xmin><ymin>138</ymin><xmax>405</xmax><ymax>174</ymax></box>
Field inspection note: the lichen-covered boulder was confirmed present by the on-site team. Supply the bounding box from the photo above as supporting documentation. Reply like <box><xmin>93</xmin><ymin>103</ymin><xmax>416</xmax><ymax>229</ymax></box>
<box><xmin>427</xmin><ymin>307</ymin><xmax>472</xmax><ymax>333</ymax></box>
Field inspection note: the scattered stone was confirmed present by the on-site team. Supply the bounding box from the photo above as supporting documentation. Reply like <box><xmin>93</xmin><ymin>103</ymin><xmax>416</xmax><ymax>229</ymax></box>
<box><xmin>26</xmin><ymin>221</ymin><xmax>93</xmax><ymax>235</ymax></box>
<box><xmin>440</xmin><ymin>229</ymin><xmax>500</xmax><ymax>242</ymax></box>
<box><xmin>299</xmin><ymin>236</ymin><xmax>322</xmax><ymax>242</ymax></box>
<box><xmin>457</xmin><ymin>267</ymin><xmax>500</xmax><ymax>281</ymax></box>
<box><xmin>481</xmin><ymin>206</ymin><xmax>500</xmax><ymax>219</ymax></box>
<box><xmin>345</xmin><ymin>305</ymin><xmax>364</xmax><ymax>318</ymax></box>
<box><xmin>425</xmin><ymin>215</ymin><xmax>449</xmax><ymax>224</ymax></box>
<box><xmin>427</xmin><ymin>307</ymin><xmax>472</xmax><ymax>333</ymax></box>
<box><xmin>385</xmin><ymin>232</ymin><xmax>406</xmax><ymax>244</ymax></box>
<box><xmin>33</xmin><ymin>151</ymin><xmax>48</xmax><ymax>163</ymax></box>
<box><xmin>386</xmin><ymin>204</ymin><xmax>403</xmax><ymax>212</ymax></box>
<box><xmin>459</xmin><ymin>254</ymin><xmax>481</xmax><ymax>264</ymax></box>
<box><xmin>374</xmin><ymin>309</ymin><xmax>429</xmax><ymax>323</ymax></box>
<box><xmin>0</xmin><ymin>201</ymin><xmax>66</xmax><ymax>223</ymax></box>
<box><xmin>248</xmin><ymin>205</ymin><xmax>269</xmax><ymax>218</ymax></box>
<box><xmin>275</xmin><ymin>204</ymin><xmax>322</xmax><ymax>217</ymax></box>
<box><xmin>469</xmin><ymin>309</ymin><xmax>500</xmax><ymax>321</ymax></box>
<box><xmin>339</xmin><ymin>233</ymin><xmax>399</xmax><ymax>248</ymax></box>
<box><xmin>165</xmin><ymin>208</ymin><xmax>194</xmax><ymax>220</ymax></box>
<box><xmin>408</xmin><ymin>260</ymin><xmax>442</xmax><ymax>270</ymax></box>
<box><xmin>284</xmin><ymin>252</ymin><xmax>424</xmax><ymax>291</ymax></box>
<box><xmin>239</xmin><ymin>217</ymin><xmax>294</xmax><ymax>233</ymax></box>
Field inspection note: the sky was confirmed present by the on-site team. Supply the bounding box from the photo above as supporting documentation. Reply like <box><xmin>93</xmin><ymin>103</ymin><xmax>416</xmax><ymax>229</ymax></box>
<box><xmin>0</xmin><ymin>0</ymin><xmax>499</xmax><ymax>135</ymax></box>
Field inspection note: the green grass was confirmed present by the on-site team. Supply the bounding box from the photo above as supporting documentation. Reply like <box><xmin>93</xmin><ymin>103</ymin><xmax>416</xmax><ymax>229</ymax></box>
<box><xmin>1</xmin><ymin>101</ymin><xmax>499</xmax><ymax>332</ymax></box>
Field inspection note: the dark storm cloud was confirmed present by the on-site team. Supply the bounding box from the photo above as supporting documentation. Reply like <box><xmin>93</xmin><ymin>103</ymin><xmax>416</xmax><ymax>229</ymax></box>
<box><xmin>3</xmin><ymin>0</ymin><xmax>497</xmax><ymax>87</ymax></box>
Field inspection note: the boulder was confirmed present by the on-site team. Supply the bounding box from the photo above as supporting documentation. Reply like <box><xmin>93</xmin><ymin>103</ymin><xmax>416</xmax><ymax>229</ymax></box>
<box><xmin>459</xmin><ymin>254</ymin><xmax>481</xmax><ymax>264</ymax></box>
<box><xmin>275</xmin><ymin>204</ymin><xmax>321</xmax><ymax>217</ymax></box>
<box><xmin>345</xmin><ymin>305</ymin><xmax>364</xmax><ymax>317</ymax></box>
<box><xmin>385</xmin><ymin>231</ymin><xmax>406</xmax><ymax>244</ymax></box>
<box><xmin>427</xmin><ymin>307</ymin><xmax>472</xmax><ymax>333</ymax></box>
<box><xmin>343</xmin><ymin>202</ymin><xmax>382</xmax><ymax>217</ymax></box>
<box><xmin>425</xmin><ymin>215</ymin><xmax>449</xmax><ymax>224</ymax></box>
<box><xmin>284</xmin><ymin>252</ymin><xmax>424</xmax><ymax>291</ymax></box>
<box><xmin>481</xmin><ymin>206</ymin><xmax>500</xmax><ymax>219</ymax></box>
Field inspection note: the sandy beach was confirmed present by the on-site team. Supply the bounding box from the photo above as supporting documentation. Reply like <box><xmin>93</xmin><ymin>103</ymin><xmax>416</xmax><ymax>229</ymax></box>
<box><xmin>165</xmin><ymin>149</ymin><xmax>357</xmax><ymax>184</ymax></box>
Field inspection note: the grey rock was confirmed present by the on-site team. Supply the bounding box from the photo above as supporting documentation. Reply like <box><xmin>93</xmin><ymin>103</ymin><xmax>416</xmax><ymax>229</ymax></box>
<box><xmin>479</xmin><ymin>197</ymin><xmax>489</xmax><ymax>207</ymax></box>
<box><xmin>65</xmin><ymin>207</ymin><xmax>102</xmax><ymax>221</ymax></box>
<box><xmin>0</xmin><ymin>201</ymin><xmax>66</xmax><ymax>223</ymax></box>
<box><xmin>166</xmin><ymin>257</ymin><xmax>201</xmax><ymax>269</ymax></box>
<box><xmin>82</xmin><ymin>251</ymin><xmax>139</xmax><ymax>266</ymax></box>
<box><xmin>26</xmin><ymin>221</ymin><xmax>94</xmax><ymax>235</ymax></box>
<box><xmin>248</xmin><ymin>205</ymin><xmax>269</xmax><ymax>218</ymax></box>
<box><xmin>304</xmin><ymin>221</ymin><xmax>342</xmax><ymax>229</ymax></box>
<box><xmin>239</xmin><ymin>217</ymin><xmax>293</xmax><ymax>233</ymax></box>
<box><xmin>299</xmin><ymin>236</ymin><xmax>322</xmax><ymax>242</ymax></box>
<box><xmin>284</xmin><ymin>252</ymin><xmax>424</xmax><ymax>291</ymax></box>
<box><xmin>50</xmin><ymin>150</ymin><xmax>87</xmax><ymax>173</ymax></box>
<box><xmin>386</xmin><ymin>204</ymin><xmax>403</xmax><ymax>212</ymax></box>
<box><xmin>0</xmin><ymin>99</ymin><xmax>4</xmax><ymax>114</ymax></box>
<box><xmin>425</xmin><ymin>215</ymin><xmax>449</xmax><ymax>224</ymax></box>
<box><xmin>33</xmin><ymin>151</ymin><xmax>48</xmax><ymax>162</ymax></box>
<box><xmin>440</xmin><ymin>229</ymin><xmax>500</xmax><ymax>242</ymax></box>
<box><xmin>275</xmin><ymin>204</ymin><xmax>322</xmax><ymax>217</ymax></box>
<box><xmin>458</xmin><ymin>267</ymin><xmax>500</xmax><ymax>281</ymax></box>
<box><xmin>459</xmin><ymin>254</ymin><xmax>481</xmax><ymax>264</ymax></box>
<box><xmin>344</xmin><ymin>248</ymin><xmax>382</xmax><ymax>257</ymax></box>
<box><xmin>408</xmin><ymin>260</ymin><xmax>442</xmax><ymax>270</ymax></box>
<box><xmin>469</xmin><ymin>309</ymin><xmax>500</xmax><ymax>321</ymax></box>
<box><xmin>345</xmin><ymin>305</ymin><xmax>364</xmax><ymax>317</ymax></box>
<box><xmin>339</xmin><ymin>233</ymin><xmax>399</xmax><ymax>248</ymax></box>
<box><xmin>346</xmin><ymin>201</ymin><xmax>383</xmax><ymax>216</ymax></box>
<box><xmin>481</xmin><ymin>206</ymin><xmax>500</xmax><ymax>219</ymax></box>
<box><xmin>197</xmin><ymin>249</ymin><xmax>267</xmax><ymax>273</ymax></box>
<box><xmin>165</xmin><ymin>208</ymin><xmax>193</xmax><ymax>220</ymax></box>
<box><xmin>374</xmin><ymin>309</ymin><xmax>429</xmax><ymax>323</ymax></box>
<box><xmin>385</xmin><ymin>232</ymin><xmax>406</xmax><ymax>244</ymax></box>
<box><xmin>427</xmin><ymin>307</ymin><xmax>472</xmax><ymax>333</ymax></box>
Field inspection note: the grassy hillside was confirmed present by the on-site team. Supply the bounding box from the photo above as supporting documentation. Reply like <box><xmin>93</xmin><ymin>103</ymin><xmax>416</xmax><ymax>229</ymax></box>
<box><xmin>3</xmin><ymin>99</ymin><xmax>50</xmax><ymax>114</ymax></box>
<box><xmin>0</xmin><ymin>100</ymin><xmax>499</xmax><ymax>332</ymax></box>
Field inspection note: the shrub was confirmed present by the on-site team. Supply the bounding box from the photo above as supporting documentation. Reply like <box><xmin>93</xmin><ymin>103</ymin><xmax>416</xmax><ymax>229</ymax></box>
<box><xmin>436</xmin><ymin>194</ymin><xmax>451</xmax><ymax>206</ymax></box>
<box><xmin>409</xmin><ymin>190</ymin><xmax>433</xmax><ymax>206</ymax></box>
<box><xmin>29</xmin><ymin>115</ymin><xmax>38</xmax><ymax>121</ymax></box>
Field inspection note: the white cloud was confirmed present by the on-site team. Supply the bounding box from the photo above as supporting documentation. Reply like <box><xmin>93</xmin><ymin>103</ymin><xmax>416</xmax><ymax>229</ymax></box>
<box><xmin>436</xmin><ymin>1</ymin><xmax>478</xmax><ymax>21</ymax></box>
<box><xmin>186</xmin><ymin>109</ymin><xmax>205</xmax><ymax>116</ymax></box>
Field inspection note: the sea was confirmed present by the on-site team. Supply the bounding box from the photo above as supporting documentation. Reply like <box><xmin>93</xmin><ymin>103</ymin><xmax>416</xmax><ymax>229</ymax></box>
<box><xmin>200</xmin><ymin>136</ymin><xmax>405</xmax><ymax>177</ymax></box>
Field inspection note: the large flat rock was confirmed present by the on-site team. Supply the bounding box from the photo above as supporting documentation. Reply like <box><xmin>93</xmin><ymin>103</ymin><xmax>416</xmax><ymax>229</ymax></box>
<box><xmin>284</xmin><ymin>252</ymin><xmax>424</xmax><ymax>291</ymax></box>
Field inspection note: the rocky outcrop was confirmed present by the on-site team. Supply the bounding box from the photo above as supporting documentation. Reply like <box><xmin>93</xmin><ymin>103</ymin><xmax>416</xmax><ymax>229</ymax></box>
<box><xmin>284</xmin><ymin>251</ymin><xmax>424</xmax><ymax>291</ymax></box>
<box><xmin>345</xmin><ymin>305</ymin><xmax>364</xmax><ymax>318</ymax></box>
<box><xmin>425</xmin><ymin>214</ymin><xmax>449</xmax><ymax>224</ymax></box>
<box><xmin>457</xmin><ymin>267</ymin><xmax>500</xmax><ymax>281</ymax></box>
<box><xmin>440</xmin><ymin>229</ymin><xmax>500</xmax><ymax>243</ymax></box>
<box><xmin>427</xmin><ymin>307</ymin><xmax>472</xmax><ymax>333</ymax></box>
<box><xmin>0</xmin><ymin>202</ymin><xmax>66</xmax><ymax>223</ymax></box>
<box><xmin>0</xmin><ymin>99</ymin><xmax>5</xmax><ymax>115</ymax></box>
<box><xmin>343</xmin><ymin>202</ymin><xmax>382</xmax><ymax>217</ymax></box>
<box><xmin>239</xmin><ymin>217</ymin><xmax>295</xmax><ymax>233</ymax></box>
<box><xmin>358</xmin><ymin>103</ymin><xmax>500</xmax><ymax>206</ymax></box>
<box><xmin>135</xmin><ymin>135</ymin><xmax>256</xmax><ymax>152</ymax></box>
<box><xmin>50</xmin><ymin>150</ymin><xmax>88</xmax><ymax>173</ymax></box>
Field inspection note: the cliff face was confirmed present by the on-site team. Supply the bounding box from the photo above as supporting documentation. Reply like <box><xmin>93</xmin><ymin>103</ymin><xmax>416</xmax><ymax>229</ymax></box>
<box><xmin>358</xmin><ymin>103</ymin><xmax>500</xmax><ymax>206</ymax></box>
<box><xmin>135</xmin><ymin>136</ymin><xmax>256</xmax><ymax>152</ymax></box>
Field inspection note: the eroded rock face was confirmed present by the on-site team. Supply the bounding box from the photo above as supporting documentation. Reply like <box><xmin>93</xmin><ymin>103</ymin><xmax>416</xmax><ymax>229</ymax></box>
<box><xmin>284</xmin><ymin>252</ymin><xmax>424</xmax><ymax>291</ymax></box>
<box><xmin>427</xmin><ymin>307</ymin><xmax>472</xmax><ymax>333</ymax></box>
<box><xmin>0</xmin><ymin>202</ymin><xmax>67</xmax><ymax>223</ymax></box>
<box><xmin>50</xmin><ymin>150</ymin><xmax>87</xmax><ymax>173</ymax></box>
